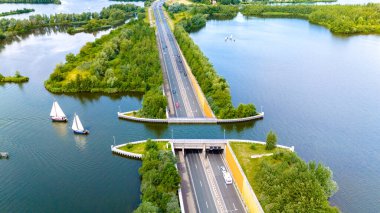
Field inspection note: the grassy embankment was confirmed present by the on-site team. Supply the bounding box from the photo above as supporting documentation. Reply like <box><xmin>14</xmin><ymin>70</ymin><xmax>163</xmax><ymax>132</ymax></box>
<box><xmin>0</xmin><ymin>8</ymin><xmax>35</xmax><ymax>17</ymax></box>
<box><xmin>0</xmin><ymin>72</ymin><xmax>29</xmax><ymax>83</ymax></box>
<box><xmin>230</xmin><ymin>142</ymin><xmax>339</xmax><ymax>213</ymax></box>
<box><xmin>118</xmin><ymin>141</ymin><xmax>170</xmax><ymax>154</ymax></box>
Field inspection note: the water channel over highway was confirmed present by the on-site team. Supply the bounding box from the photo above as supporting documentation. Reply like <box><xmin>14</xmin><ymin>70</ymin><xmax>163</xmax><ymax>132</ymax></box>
<box><xmin>1</xmin><ymin>0</ymin><xmax>380</xmax><ymax>212</ymax></box>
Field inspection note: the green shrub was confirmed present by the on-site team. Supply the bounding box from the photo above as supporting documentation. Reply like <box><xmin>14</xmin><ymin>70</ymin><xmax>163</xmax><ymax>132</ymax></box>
<box><xmin>266</xmin><ymin>130</ymin><xmax>277</xmax><ymax>150</ymax></box>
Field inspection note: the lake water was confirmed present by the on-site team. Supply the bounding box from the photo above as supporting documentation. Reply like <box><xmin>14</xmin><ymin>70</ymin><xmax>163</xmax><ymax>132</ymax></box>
<box><xmin>1</xmin><ymin>0</ymin><xmax>380</xmax><ymax>212</ymax></box>
<box><xmin>189</xmin><ymin>13</ymin><xmax>380</xmax><ymax>213</ymax></box>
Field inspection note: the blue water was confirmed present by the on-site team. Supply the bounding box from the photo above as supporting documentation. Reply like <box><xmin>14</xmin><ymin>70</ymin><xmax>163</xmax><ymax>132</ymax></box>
<box><xmin>189</xmin><ymin>14</ymin><xmax>380</xmax><ymax>213</ymax></box>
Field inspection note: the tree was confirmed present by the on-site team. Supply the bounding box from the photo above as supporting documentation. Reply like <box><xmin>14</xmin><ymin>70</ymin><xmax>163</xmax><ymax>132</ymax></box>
<box><xmin>266</xmin><ymin>130</ymin><xmax>277</xmax><ymax>150</ymax></box>
<box><xmin>134</xmin><ymin>202</ymin><xmax>159</xmax><ymax>213</ymax></box>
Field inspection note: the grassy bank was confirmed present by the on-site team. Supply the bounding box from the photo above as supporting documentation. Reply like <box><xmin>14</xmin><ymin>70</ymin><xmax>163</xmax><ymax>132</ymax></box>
<box><xmin>118</xmin><ymin>141</ymin><xmax>170</xmax><ymax>154</ymax></box>
<box><xmin>0</xmin><ymin>72</ymin><xmax>29</xmax><ymax>83</ymax></box>
<box><xmin>230</xmin><ymin>142</ymin><xmax>339</xmax><ymax>212</ymax></box>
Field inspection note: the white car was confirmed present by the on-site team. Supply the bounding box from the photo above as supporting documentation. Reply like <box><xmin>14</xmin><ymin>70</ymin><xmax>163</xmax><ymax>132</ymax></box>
<box><xmin>223</xmin><ymin>171</ymin><xmax>233</xmax><ymax>185</ymax></box>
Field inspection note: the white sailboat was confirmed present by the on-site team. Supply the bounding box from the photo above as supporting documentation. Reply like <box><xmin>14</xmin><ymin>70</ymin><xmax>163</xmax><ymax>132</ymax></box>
<box><xmin>72</xmin><ymin>113</ymin><xmax>89</xmax><ymax>135</ymax></box>
<box><xmin>50</xmin><ymin>101</ymin><xmax>67</xmax><ymax>122</ymax></box>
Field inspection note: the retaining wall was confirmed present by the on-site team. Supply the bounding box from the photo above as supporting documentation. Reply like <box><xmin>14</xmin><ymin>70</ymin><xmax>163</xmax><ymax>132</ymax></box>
<box><xmin>118</xmin><ymin>112</ymin><xmax>264</xmax><ymax>124</ymax></box>
<box><xmin>225</xmin><ymin>143</ymin><xmax>264</xmax><ymax>213</ymax></box>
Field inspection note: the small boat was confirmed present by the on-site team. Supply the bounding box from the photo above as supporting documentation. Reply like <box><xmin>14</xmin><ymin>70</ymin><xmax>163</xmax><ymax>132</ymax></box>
<box><xmin>50</xmin><ymin>101</ymin><xmax>67</xmax><ymax>122</ymax></box>
<box><xmin>0</xmin><ymin>152</ymin><xmax>9</xmax><ymax>159</ymax></box>
<box><xmin>72</xmin><ymin>113</ymin><xmax>89</xmax><ymax>135</ymax></box>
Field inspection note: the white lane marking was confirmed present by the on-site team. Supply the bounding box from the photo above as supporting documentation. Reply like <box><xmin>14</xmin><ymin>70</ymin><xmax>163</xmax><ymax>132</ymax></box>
<box><xmin>200</xmin><ymin>180</ymin><xmax>203</xmax><ymax>187</ymax></box>
<box><xmin>206</xmin><ymin>201</ymin><xmax>209</xmax><ymax>209</ymax></box>
<box><xmin>225</xmin><ymin>183</ymin><xmax>227</xmax><ymax>189</ymax></box>
<box><xmin>195</xmin><ymin>164</ymin><xmax>197</xmax><ymax>169</ymax></box>
<box><xmin>233</xmin><ymin>202</ymin><xmax>237</xmax><ymax>210</ymax></box>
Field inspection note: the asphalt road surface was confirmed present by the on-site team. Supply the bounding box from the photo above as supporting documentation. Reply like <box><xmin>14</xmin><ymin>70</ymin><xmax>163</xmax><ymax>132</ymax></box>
<box><xmin>208</xmin><ymin>152</ymin><xmax>246</xmax><ymax>213</ymax></box>
<box><xmin>186</xmin><ymin>150</ymin><xmax>218</xmax><ymax>213</ymax></box>
<box><xmin>152</xmin><ymin>0</ymin><xmax>204</xmax><ymax>118</ymax></box>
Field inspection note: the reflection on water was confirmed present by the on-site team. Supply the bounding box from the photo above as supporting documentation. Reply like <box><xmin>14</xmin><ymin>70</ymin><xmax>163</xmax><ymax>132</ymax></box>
<box><xmin>51</xmin><ymin>122</ymin><xmax>68</xmax><ymax>137</ymax></box>
<box><xmin>54</xmin><ymin>92</ymin><xmax>143</xmax><ymax>104</ymax></box>
<box><xmin>221</xmin><ymin>120</ymin><xmax>256</xmax><ymax>133</ymax></box>
<box><xmin>73</xmin><ymin>134</ymin><xmax>88</xmax><ymax>150</ymax></box>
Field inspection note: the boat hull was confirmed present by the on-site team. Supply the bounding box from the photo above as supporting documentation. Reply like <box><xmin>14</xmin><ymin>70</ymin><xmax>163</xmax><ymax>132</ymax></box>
<box><xmin>51</xmin><ymin>117</ymin><xmax>68</xmax><ymax>122</ymax></box>
<box><xmin>73</xmin><ymin>129</ymin><xmax>89</xmax><ymax>135</ymax></box>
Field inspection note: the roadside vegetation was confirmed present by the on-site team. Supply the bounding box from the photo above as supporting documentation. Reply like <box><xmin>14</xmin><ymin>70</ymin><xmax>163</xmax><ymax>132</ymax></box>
<box><xmin>0</xmin><ymin>71</ymin><xmax>29</xmax><ymax>83</ymax></box>
<box><xmin>0</xmin><ymin>0</ymin><xmax>60</xmax><ymax>3</ymax></box>
<box><xmin>119</xmin><ymin>140</ymin><xmax>170</xmax><ymax>154</ymax></box>
<box><xmin>0</xmin><ymin>4</ymin><xmax>142</xmax><ymax>41</ymax></box>
<box><xmin>241</xmin><ymin>3</ymin><xmax>380</xmax><ymax>34</ymax></box>
<box><xmin>134</xmin><ymin>140</ymin><xmax>181</xmax><ymax>213</ymax></box>
<box><xmin>230</xmin><ymin>140</ymin><xmax>339</xmax><ymax>213</ymax></box>
<box><xmin>0</xmin><ymin>8</ymin><xmax>34</xmax><ymax>17</ymax></box>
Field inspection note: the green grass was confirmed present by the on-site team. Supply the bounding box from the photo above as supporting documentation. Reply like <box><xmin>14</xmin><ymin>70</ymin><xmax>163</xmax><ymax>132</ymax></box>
<box><xmin>229</xmin><ymin>142</ymin><xmax>290</xmax><ymax>190</ymax></box>
<box><xmin>118</xmin><ymin>141</ymin><xmax>170</xmax><ymax>154</ymax></box>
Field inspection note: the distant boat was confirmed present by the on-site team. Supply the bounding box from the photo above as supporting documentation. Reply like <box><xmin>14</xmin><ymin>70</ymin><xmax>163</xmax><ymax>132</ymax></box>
<box><xmin>50</xmin><ymin>101</ymin><xmax>67</xmax><ymax>122</ymax></box>
<box><xmin>72</xmin><ymin>113</ymin><xmax>89</xmax><ymax>135</ymax></box>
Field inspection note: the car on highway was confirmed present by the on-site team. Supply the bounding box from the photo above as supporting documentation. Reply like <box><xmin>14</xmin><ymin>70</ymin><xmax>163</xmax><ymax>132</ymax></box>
<box><xmin>172</xmin><ymin>89</ymin><xmax>176</xmax><ymax>94</ymax></box>
<box><xmin>175</xmin><ymin>102</ymin><xmax>179</xmax><ymax>108</ymax></box>
<box><xmin>220</xmin><ymin>166</ymin><xmax>226</xmax><ymax>172</ymax></box>
<box><xmin>184</xmin><ymin>72</ymin><xmax>187</xmax><ymax>77</ymax></box>
<box><xmin>223</xmin><ymin>171</ymin><xmax>233</xmax><ymax>185</ymax></box>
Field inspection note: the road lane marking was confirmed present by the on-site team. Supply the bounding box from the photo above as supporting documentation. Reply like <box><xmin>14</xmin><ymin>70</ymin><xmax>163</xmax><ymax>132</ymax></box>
<box><xmin>200</xmin><ymin>180</ymin><xmax>202</xmax><ymax>187</ymax></box>
<box><xmin>206</xmin><ymin>201</ymin><xmax>209</xmax><ymax>208</ymax></box>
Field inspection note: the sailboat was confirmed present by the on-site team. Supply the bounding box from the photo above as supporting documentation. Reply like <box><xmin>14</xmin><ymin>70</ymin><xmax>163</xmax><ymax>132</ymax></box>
<box><xmin>72</xmin><ymin>113</ymin><xmax>89</xmax><ymax>135</ymax></box>
<box><xmin>50</xmin><ymin>101</ymin><xmax>67</xmax><ymax>122</ymax></box>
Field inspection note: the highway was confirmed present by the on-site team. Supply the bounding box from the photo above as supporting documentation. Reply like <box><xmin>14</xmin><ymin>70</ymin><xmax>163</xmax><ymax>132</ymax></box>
<box><xmin>208</xmin><ymin>153</ymin><xmax>246</xmax><ymax>213</ymax></box>
<box><xmin>152</xmin><ymin>0</ymin><xmax>204</xmax><ymax>118</ymax></box>
<box><xmin>185</xmin><ymin>150</ymin><xmax>218</xmax><ymax>213</ymax></box>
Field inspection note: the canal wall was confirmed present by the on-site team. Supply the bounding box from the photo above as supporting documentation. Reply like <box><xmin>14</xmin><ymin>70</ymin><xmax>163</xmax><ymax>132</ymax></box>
<box><xmin>118</xmin><ymin>111</ymin><xmax>264</xmax><ymax>124</ymax></box>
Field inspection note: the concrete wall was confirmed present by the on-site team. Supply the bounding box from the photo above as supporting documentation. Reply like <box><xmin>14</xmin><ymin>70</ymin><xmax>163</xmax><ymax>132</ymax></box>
<box><xmin>225</xmin><ymin>144</ymin><xmax>264</xmax><ymax>213</ymax></box>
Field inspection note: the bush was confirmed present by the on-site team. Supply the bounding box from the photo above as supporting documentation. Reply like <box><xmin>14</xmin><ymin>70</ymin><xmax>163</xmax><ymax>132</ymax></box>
<box><xmin>250</xmin><ymin>143</ymin><xmax>256</xmax><ymax>150</ymax></box>
<box><xmin>266</xmin><ymin>130</ymin><xmax>277</xmax><ymax>150</ymax></box>
<box><xmin>145</xmin><ymin>139</ymin><xmax>158</xmax><ymax>151</ymax></box>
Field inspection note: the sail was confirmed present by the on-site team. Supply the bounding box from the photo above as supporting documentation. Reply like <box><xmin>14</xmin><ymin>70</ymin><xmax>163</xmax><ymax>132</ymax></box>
<box><xmin>72</xmin><ymin>114</ymin><xmax>84</xmax><ymax>131</ymax></box>
<box><xmin>50</xmin><ymin>101</ymin><xmax>66</xmax><ymax>118</ymax></box>
<box><xmin>55</xmin><ymin>102</ymin><xmax>66</xmax><ymax>118</ymax></box>
<box><xmin>50</xmin><ymin>102</ymin><xmax>57</xmax><ymax>117</ymax></box>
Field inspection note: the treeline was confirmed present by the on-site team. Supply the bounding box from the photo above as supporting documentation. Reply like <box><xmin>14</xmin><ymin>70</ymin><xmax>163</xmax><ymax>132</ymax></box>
<box><xmin>0</xmin><ymin>0</ymin><xmax>61</xmax><ymax>4</ymax></box>
<box><xmin>0</xmin><ymin>71</ymin><xmax>29</xmax><ymax>83</ymax></box>
<box><xmin>241</xmin><ymin>3</ymin><xmax>380</xmax><ymax>34</ymax></box>
<box><xmin>0</xmin><ymin>4</ymin><xmax>142</xmax><ymax>41</ymax></box>
<box><xmin>174</xmin><ymin>25</ymin><xmax>256</xmax><ymax>119</ymax></box>
<box><xmin>255</xmin><ymin>151</ymin><xmax>339</xmax><ymax>212</ymax></box>
<box><xmin>134</xmin><ymin>140</ymin><xmax>181</xmax><ymax>213</ymax></box>
<box><xmin>170</xmin><ymin>4</ymin><xmax>239</xmax><ymax>20</ymax></box>
<box><xmin>0</xmin><ymin>8</ymin><xmax>35</xmax><ymax>17</ymax></box>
